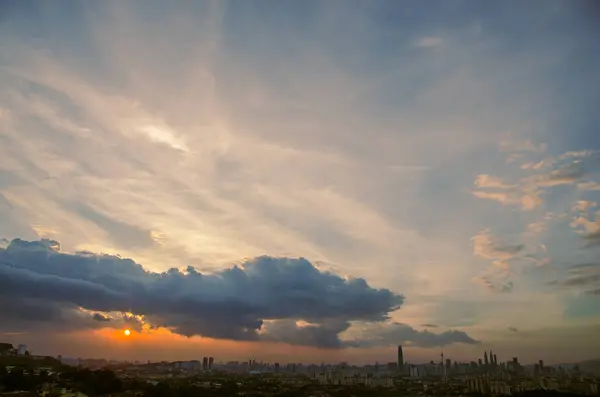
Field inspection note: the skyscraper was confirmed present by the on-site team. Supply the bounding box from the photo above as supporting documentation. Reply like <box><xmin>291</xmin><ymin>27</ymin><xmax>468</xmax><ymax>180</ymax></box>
<box><xmin>208</xmin><ymin>357</ymin><xmax>214</xmax><ymax>369</ymax></box>
<box><xmin>397</xmin><ymin>345</ymin><xmax>404</xmax><ymax>375</ymax></box>
<box><xmin>202</xmin><ymin>357</ymin><xmax>208</xmax><ymax>370</ymax></box>
<box><xmin>484</xmin><ymin>351</ymin><xmax>489</xmax><ymax>366</ymax></box>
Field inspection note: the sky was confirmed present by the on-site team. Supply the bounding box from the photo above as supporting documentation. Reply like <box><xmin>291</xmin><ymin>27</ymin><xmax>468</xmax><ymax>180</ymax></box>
<box><xmin>0</xmin><ymin>0</ymin><xmax>599</xmax><ymax>365</ymax></box>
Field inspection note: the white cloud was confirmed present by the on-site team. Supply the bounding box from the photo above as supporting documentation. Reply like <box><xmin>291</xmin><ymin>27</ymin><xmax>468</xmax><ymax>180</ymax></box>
<box><xmin>571</xmin><ymin>200</ymin><xmax>597</xmax><ymax>214</ymax></box>
<box><xmin>473</xmin><ymin>174</ymin><xmax>516</xmax><ymax>189</ymax></box>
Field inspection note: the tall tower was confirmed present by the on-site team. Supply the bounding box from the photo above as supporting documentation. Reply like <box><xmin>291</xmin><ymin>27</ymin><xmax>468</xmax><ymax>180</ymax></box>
<box><xmin>397</xmin><ymin>345</ymin><xmax>404</xmax><ymax>375</ymax></box>
<box><xmin>484</xmin><ymin>351</ymin><xmax>489</xmax><ymax>366</ymax></box>
<box><xmin>441</xmin><ymin>350</ymin><xmax>447</xmax><ymax>383</ymax></box>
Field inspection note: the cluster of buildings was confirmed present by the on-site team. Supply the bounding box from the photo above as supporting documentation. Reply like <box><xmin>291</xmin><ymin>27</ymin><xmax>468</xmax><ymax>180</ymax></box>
<box><xmin>2</xmin><ymin>340</ymin><xmax>600</xmax><ymax>395</ymax></box>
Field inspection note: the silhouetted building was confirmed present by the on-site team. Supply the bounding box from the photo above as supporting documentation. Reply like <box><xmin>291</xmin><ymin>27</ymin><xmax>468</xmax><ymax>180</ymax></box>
<box><xmin>397</xmin><ymin>345</ymin><xmax>404</xmax><ymax>374</ymax></box>
<box><xmin>484</xmin><ymin>351</ymin><xmax>489</xmax><ymax>366</ymax></box>
<box><xmin>208</xmin><ymin>357</ymin><xmax>214</xmax><ymax>369</ymax></box>
<box><xmin>202</xmin><ymin>357</ymin><xmax>208</xmax><ymax>370</ymax></box>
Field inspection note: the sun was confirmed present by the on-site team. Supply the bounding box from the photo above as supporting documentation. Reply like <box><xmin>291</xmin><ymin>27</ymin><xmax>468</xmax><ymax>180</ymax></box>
<box><xmin>124</xmin><ymin>329</ymin><xmax>131</xmax><ymax>336</ymax></box>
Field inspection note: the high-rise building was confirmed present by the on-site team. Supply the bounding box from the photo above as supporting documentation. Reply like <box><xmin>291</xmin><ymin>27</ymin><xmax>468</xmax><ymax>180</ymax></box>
<box><xmin>493</xmin><ymin>354</ymin><xmax>498</xmax><ymax>366</ymax></box>
<box><xmin>397</xmin><ymin>345</ymin><xmax>404</xmax><ymax>375</ymax></box>
<box><xmin>208</xmin><ymin>357</ymin><xmax>214</xmax><ymax>369</ymax></box>
<box><xmin>484</xmin><ymin>351</ymin><xmax>489</xmax><ymax>366</ymax></box>
<box><xmin>202</xmin><ymin>357</ymin><xmax>208</xmax><ymax>370</ymax></box>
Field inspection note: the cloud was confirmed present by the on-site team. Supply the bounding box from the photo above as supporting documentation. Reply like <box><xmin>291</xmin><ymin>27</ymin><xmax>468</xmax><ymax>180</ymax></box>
<box><xmin>413</xmin><ymin>36</ymin><xmax>444</xmax><ymax>48</ymax></box>
<box><xmin>473</xmin><ymin>174</ymin><xmax>516</xmax><ymax>189</ymax></box>
<box><xmin>343</xmin><ymin>322</ymin><xmax>479</xmax><ymax>348</ymax></box>
<box><xmin>559</xmin><ymin>150</ymin><xmax>598</xmax><ymax>160</ymax></box>
<box><xmin>261</xmin><ymin>319</ymin><xmax>352</xmax><ymax>348</ymax></box>
<box><xmin>92</xmin><ymin>313</ymin><xmax>111</xmax><ymax>322</ymax></box>
<box><xmin>572</xmin><ymin>200</ymin><xmax>597</xmax><ymax>214</ymax></box>
<box><xmin>421</xmin><ymin>323</ymin><xmax>439</xmax><ymax>328</ymax></box>
<box><xmin>472</xmin><ymin>229</ymin><xmax>524</xmax><ymax>262</ymax></box>
<box><xmin>507</xmin><ymin>326</ymin><xmax>519</xmax><ymax>333</ymax></box>
<box><xmin>570</xmin><ymin>210</ymin><xmax>600</xmax><ymax>247</ymax></box>
<box><xmin>472</xmin><ymin>190</ymin><xmax>519</xmax><ymax>205</ymax></box>
<box><xmin>472</xmin><ymin>276</ymin><xmax>514</xmax><ymax>294</ymax></box>
<box><xmin>0</xmin><ymin>238</ymin><xmax>478</xmax><ymax>348</ymax></box>
<box><xmin>473</xmin><ymin>148</ymin><xmax>598</xmax><ymax>211</ymax></box>
<box><xmin>536</xmin><ymin>161</ymin><xmax>587</xmax><ymax>187</ymax></box>
<box><xmin>548</xmin><ymin>263</ymin><xmax>600</xmax><ymax>296</ymax></box>
<box><xmin>521</xmin><ymin>159</ymin><xmax>553</xmax><ymax>170</ymax></box>
<box><xmin>583</xmin><ymin>229</ymin><xmax>600</xmax><ymax>248</ymax></box>
<box><xmin>0</xmin><ymin>239</ymin><xmax>401</xmax><ymax>341</ymax></box>
<box><xmin>578</xmin><ymin>181</ymin><xmax>600</xmax><ymax>191</ymax></box>
<box><xmin>472</xmin><ymin>181</ymin><xmax>542</xmax><ymax>210</ymax></box>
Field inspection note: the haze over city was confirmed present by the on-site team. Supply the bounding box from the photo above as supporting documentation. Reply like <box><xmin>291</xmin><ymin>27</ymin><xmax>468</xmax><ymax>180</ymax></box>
<box><xmin>0</xmin><ymin>0</ymin><xmax>599</xmax><ymax>367</ymax></box>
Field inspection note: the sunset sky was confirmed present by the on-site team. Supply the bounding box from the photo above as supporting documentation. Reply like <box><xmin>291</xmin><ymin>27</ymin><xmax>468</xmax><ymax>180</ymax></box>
<box><xmin>0</xmin><ymin>1</ymin><xmax>599</xmax><ymax>365</ymax></box>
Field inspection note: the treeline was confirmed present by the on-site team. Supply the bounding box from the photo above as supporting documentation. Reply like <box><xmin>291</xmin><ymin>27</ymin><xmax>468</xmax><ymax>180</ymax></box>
<box><xmin>0</xmin><ymin>366</ymin><xmax>123</xmax><ymax>396</ymax></box>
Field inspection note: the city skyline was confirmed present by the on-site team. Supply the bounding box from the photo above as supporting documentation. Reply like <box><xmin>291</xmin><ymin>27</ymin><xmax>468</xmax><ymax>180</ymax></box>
<box><xmin>1</xmin><ymin>1</ymin><xmax>600</xmax><ymax>365</ymax></box>
<box><xmin>2</xmin><ymin>340</ymin><xmax>592</xmax><ymax>370</ymax></box>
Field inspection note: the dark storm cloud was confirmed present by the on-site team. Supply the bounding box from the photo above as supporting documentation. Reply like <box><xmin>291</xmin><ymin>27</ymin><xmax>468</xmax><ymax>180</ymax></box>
<box><xmin>0</xmin><ymin>238</ymin><xmax>478</xmax><ymax>348</ymax></box>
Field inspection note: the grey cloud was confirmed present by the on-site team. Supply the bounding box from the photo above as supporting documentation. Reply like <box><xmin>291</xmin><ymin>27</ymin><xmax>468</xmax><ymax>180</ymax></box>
<box><xmin>475</xmin><ymin>276</ymin><xmax>514</xmax><ymax>293</ymax></box>
<box><xmin>0</xmin><ymin>238</ymin><xmax>481</xmax><ymax>349</ymax></box>
<box><xmin>536</xmin><ymin>154</ymin><xmax>600</xmax><ymax>188</ymax></box>
<box><xmin>583</xmin><ymin>230</ymin><xmax>600</xmax><ymax>248</ymax></box>
<box><xmin>0</xmin><ymin>296</ymin><xmax>104</xmax><ymax>333</ymax></box>
<box><xmin>568</xmin><ymin>263</ymin><xmax>600</xmax><ymax>273</ymax></box>
<box><xmin>345</xmin><ymin>322</ymin><xmax>480</xmax><ymax>348</ymax></box>
<box><xmin>261</xmin><ymin>319</ymin><xmax>352</xmax><ymax>349</ymax></box>
<box><xmin>561</xmin><ymin>274</ymin><xmax>600</xmax><ymax>287</ymax></box>
<box><xmin>508</xmin><ymin>326</ymin><xmax>518</xmax><ymax>333</ymax></box>
<box><xmin>92</xmin><ymin>313</ymin><xmax>111</xmax><ymax>322</ymax></box>
<box><xmin>421</xmin><ymin>323</ymin><xmax>439</xmax><ymax>328</ymax></box>
<box><xmin>547</xmin><ymin>262</ymin><xmax>600</xmax><ymax>295</ymax></box>
<box><xmin>0</xmin><ymin>238</ymin><xmax>419</xmax><ymax>348</ymax></box>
